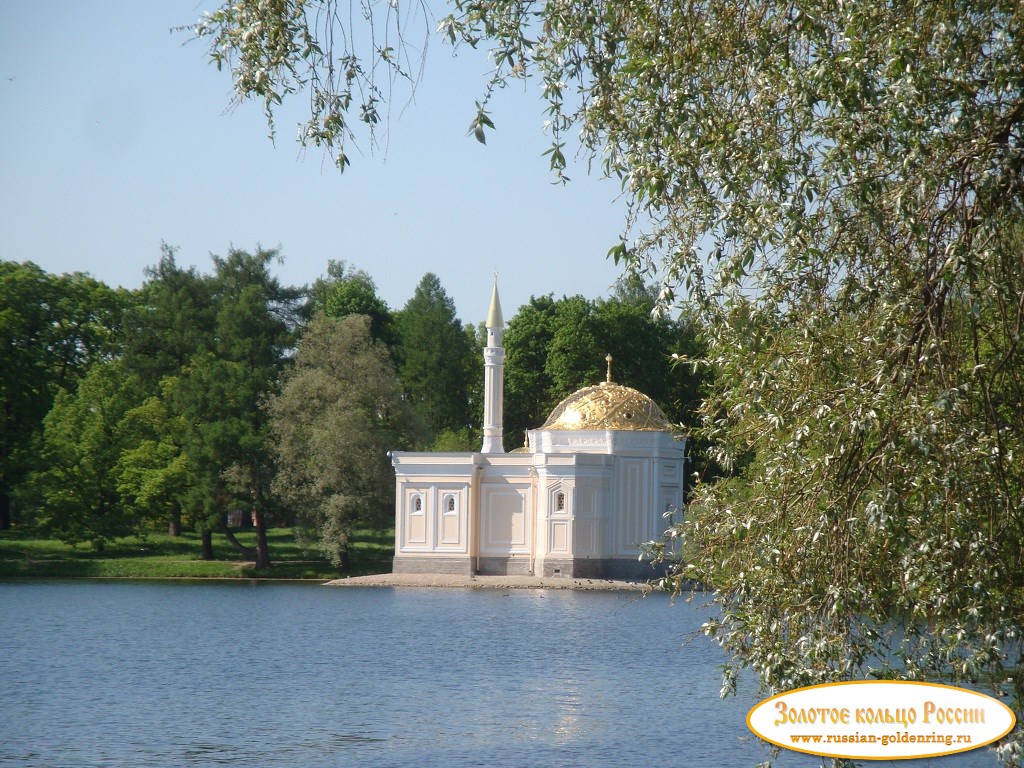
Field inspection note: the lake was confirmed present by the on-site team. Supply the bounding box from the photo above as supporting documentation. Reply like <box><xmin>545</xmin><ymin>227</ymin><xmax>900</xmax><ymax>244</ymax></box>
<box><xmin>0</xmin><ymin>581</ymin><xmax>1002</xmax><ymax>768</ymax></box>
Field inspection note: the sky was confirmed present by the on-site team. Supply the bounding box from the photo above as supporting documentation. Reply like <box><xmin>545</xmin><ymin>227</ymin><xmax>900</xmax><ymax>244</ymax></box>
<box><xmin>0</xmin><ymin>1</ymin><xmax>633</xmax><ymax>325</ymax></box>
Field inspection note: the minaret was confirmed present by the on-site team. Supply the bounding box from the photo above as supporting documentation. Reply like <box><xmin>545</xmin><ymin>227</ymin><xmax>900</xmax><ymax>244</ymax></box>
<box><xmin>481</xmin><ymin>277</ymin><xmax>505</xmax><ymax>453</ymax></box>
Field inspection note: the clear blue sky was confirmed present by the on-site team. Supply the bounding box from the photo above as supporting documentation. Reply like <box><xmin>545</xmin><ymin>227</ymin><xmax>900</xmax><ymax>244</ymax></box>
<box><xmin>0</xmin><ymin>1</ymin><xmax>632</xmax><ymax>325</ymax></box>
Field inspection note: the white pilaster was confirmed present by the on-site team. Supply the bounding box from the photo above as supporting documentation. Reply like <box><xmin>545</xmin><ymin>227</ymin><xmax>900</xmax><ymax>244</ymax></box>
<box><xmin>481</xmin><ymin>280</ymin><xmax>505</xmax><ymax>453</ymax></box>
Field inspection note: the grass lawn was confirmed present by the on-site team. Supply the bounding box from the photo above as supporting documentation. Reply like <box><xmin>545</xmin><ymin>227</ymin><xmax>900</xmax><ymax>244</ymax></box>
<box><xmin>0</xmin><ymin>527</ymin><xmax>394</xmax><ymax>580</ymax></box>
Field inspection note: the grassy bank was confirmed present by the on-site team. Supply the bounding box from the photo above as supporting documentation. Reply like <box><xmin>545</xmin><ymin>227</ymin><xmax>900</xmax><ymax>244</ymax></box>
<box><xmin>0</xmin><ymin>527</ymin><xmax>394</xmax><ymax>580</ymax></box>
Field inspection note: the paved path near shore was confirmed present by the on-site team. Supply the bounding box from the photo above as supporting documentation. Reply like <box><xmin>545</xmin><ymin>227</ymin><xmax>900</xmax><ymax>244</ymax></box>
<box><xmin>324</xmin><ymin>572</ymin><xmax>654</xmax><ymax>591</ymax></box>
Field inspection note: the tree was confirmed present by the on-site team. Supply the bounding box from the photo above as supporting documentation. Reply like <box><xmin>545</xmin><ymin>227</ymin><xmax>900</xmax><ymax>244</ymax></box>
<box><xmin>191</xmin><ymin>0</ymin><xmax>434</xmax><ymax>172</ymax></box>
<box><xmin>268</xmin><ymin>313</ymin><xmax>414</xmax><ymax>570</ymax></box>
<box><xmin>30</xmin><ymin>361</ymin><xmax>143</xmax><ymax>549</ymax></box>
<box><xmin>115</xmin><ymin>248</ymin><xmax>219</xmax><ymax>536</ymax></box>
<box><xmin>396</xmin><ymin>273</ymin><xmax>476</xmax><ymax>444</ymax></box>
<box><xmin>0</xmin><ymin>262</ymin><xmax>127</xmax><ymax>530</ymax></box>
<box><xmin>502</xmin><ymin>295</ymin><xmax>558</xmax><ymax>450</ymax></box>
<box><xmin>503</xmin><ymin>287</ymin><xmax>705</xmax><ymax>450</ymax></box>
<box><xmin>544</xmin><ymin>295</ymin><xmax>603</xmax><ymax>397</ymax></box>
<box><xmin>175</xmin><ymin>247</ymin><xmax>304</xmax><ymax>567</ymax></box>
<box><xmin>114</xmin><ymin>379</ymin><xmax>193</xmax><ymax>537</ymax></box>
<box><xmin>594</xmin><ymin>278</ymin><xmax>706</xmax><ymax>429</ymax></box>
<box><xmin>461</xmin><ymin>321</ymin><xmax>485</xmax><ymax>447</ymax></box>
<box><xmin>121</xmin><ymin>243</ymin><xmax>217</xmax><ymax>391</ymax></box>
<box><xmin>193</xmin><ymin>2</ymin><xmax>1024</xmax><ymax>761</ymax></box>
<box><xmin>1</xmin><ymin>262</ymin><xmax>56</xmax><ymax>530</ymax></box>
<box><xmin>310</xmin><ymin>260</ymin><xmax>398</xmax><ymax>348</ymax></box>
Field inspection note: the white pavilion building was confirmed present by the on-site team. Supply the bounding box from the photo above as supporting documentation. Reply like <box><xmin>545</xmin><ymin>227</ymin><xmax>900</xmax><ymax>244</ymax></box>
<box><xmin>390</xmin><ymin>282</ymin><xmax>686</xmax><ymax>579</ymax></box>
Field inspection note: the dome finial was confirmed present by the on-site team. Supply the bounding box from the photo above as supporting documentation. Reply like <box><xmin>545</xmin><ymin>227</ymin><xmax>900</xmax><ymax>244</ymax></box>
<box><xmin>605</xmin><ymin>353</ymin><xmax>613</xmax><ymax>384</ymax></box>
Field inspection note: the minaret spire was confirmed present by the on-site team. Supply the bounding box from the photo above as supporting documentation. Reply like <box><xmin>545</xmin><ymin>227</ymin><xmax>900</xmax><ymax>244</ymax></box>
<box><xmin>481</xmin><ymin>276</ymin><xmax>505</xmax><ymax>454</ymax></box>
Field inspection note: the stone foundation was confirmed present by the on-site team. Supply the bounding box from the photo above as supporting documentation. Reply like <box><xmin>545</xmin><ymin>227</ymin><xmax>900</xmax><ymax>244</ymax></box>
<box><xmin>476</xmin><ymin>556</ymin><xmax>533</xmax><ymax>576</ymax></box>
<box><xmin>392</xmin><ymin>555</ymin><xmax>474</xmax><ymax>576</ymax></box>
<box><xmin>600</xmin><ymin>558</ymin><xmax>669</xmax><ymax>581</ymax></box>
<box><xmin>393</xmin><ymin>554</ymin><xmax>670</xmax><ymax>581</ymax></box>
<box><xmin>542</xmin><ymin>557</ymin><xmax>669</xmax><ymax>580</ymax></box>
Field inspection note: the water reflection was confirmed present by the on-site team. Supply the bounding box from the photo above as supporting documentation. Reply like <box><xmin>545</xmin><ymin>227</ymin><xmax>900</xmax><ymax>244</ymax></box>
<box><xmin>553</xmin><ymin>680</ymin><xmax>583</xmax><ymax>743</ymax></box>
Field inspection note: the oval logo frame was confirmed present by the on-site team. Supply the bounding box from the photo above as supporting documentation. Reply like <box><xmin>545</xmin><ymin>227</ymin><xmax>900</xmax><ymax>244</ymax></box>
<box><xmin>746</xmin><ymin>680</ymin><xmax>1016</xmax><ymax>761</ymax></box>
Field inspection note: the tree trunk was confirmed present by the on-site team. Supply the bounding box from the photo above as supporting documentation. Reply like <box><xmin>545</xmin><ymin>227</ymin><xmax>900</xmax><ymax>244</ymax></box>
<box><xmin>336</xmin><ymin>544</ymin><xmax>349</xmax><ymax>574</ymax></box>
<box><xmin>0</xmin><ymin>488</ymin><xmax>10</xmax><ymax>530</ymax></box>
<box><xmin>200</xmin><ymin>529</ymin><xmax>214</xmax><ymax>560</ymax></box>
<box><xmin>167</xmin><ymin>502</ymin><xmax>181</xmax><ymax>536</ymax></box>
<box><xmin>253</xmin><ymin>509</ymin><xmax>271</xmax><ymax>570</ymax></box>
<box><xmin>222</xmin><ymin>527</ymin><xmax>257</xmax><ymax>558</ymax></box>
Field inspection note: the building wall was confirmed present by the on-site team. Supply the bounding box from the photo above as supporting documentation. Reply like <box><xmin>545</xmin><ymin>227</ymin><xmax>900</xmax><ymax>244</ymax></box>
<box><xmin>477</xmin><ymin>473</ymin><xmax>533</xmax><ymax>575</ymax></box>
<box><xmin>392</xmin><ymin>454</ymin><xmax>476</xmax><ymax>574</ymax></box>
<box><xmin>397</xmin><ymin>483</ymin><xmax>471</xmax><ymax>552</ymax></box>
<box><xmin>391</xmin><ymin>431</ymin><xmax>685</xmax><ymax>579</ymax></box>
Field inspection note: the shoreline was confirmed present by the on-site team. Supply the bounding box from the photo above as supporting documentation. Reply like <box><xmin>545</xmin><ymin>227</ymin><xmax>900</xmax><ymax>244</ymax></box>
<box><xmin>323</xmin><ymin>572</ymin><xmax>655</xmax><ymax>591</ymax></box>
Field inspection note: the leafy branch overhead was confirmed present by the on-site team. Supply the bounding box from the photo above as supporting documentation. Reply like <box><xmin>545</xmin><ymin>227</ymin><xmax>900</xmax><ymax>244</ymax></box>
<box><xmin>192</xmin><ymin>0</ymin><xmax>434</xmax><ymax>170</ymax></box>
<box><xmin>468</xmin><ymin>102</ymin><xmax>494</xmax><ymax>144</ymax></box>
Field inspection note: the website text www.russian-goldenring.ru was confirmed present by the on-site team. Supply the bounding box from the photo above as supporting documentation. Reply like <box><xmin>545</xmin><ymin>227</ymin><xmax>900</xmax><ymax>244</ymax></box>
<box><xmin>790</xmin><ymin>732</ymin><xmax>972</xmax><ymax>748</ymax></box>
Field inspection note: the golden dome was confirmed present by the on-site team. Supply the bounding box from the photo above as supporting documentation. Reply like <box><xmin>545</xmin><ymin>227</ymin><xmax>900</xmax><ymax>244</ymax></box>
<box><xmin>540</xmin><ymin>382</ymin><xmax>672</xmax><ymax>432</ymax></box>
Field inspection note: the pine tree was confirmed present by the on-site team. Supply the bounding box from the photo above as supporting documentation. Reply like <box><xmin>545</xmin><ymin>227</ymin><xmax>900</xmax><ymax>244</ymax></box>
<box><xmin>396</xmin><ymin>273</ymin><xmax>475</xmax><ymax>445</ymax></box>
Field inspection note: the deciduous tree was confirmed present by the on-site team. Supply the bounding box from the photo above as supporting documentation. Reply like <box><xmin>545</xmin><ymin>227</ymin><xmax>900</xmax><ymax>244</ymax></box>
<box><xmin>31</xmin><ymin>361</ymin><xmax>143</xmax><ymax>549</ymax></box>
<box><xmin>0</xmin><ymin>262</ymin><xmax>127</xmax><ymax>530</ymax></box>
<box><xmin>311</xmin><ymin>260</ymin><xmax>398</xmax><ymax>349</ymax></box>
<box><xmin>268</xmin><ymin>313</ymin><xmax>414</xmax><ymax>570</ymax></box>
<box><xmin>114</xmin><ymin>378</ymin><xmax>193</xmax><ymax>537</ymax></box>
<box><xmin>503</xmin><ymin>286</ymin><xmax>705</xmax><ymax>449</ymax></box>
<box><xmin>544</xmin><ymin>295</ymin><xmax>602</xmax><ymax>398</ymax></box>
<box><xmin>502</xmin><ymin>295</ymin><xmax>558</xmax><ymax>450</ymax></box>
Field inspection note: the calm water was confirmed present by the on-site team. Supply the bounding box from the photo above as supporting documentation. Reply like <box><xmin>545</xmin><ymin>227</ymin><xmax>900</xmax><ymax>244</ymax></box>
<box><xmin>0</xmin><ymin>581</ymin><xmax>1001</xmax><ymax>768</ymax></box>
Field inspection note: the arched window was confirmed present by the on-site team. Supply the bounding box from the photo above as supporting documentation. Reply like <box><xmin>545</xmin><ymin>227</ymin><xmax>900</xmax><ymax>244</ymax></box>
<box><xmin>556</xmin><ymin>492</ymin><xmax>565</xmax><ymax>511</ymax></box>
<box><xmin>447</xmin><ymin>496</ymin><xmax>456</xmax><ymax>512</ymax></box>
<box><xmin>413</xmin><ymin>495</ymin><xmax>423</xmax><ymax>513</ymax></box>
<box><xmin>442</xmin><ymin>494</ymin><xmax>458</xmax><ymax>515</ymax></box>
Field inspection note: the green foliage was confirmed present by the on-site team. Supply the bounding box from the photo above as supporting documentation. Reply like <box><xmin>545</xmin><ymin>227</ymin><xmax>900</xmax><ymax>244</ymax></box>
<box><xmin>502</xmin><ymin>285</ymin><xmax>706</xmax><ymax>450</ymax></box>
<box><xmin>30</xmin><ymin>361</ymin><xmax>144</xmax><ymax>549</ymax></box>
<box><xmin>120</xmin><ymin>246</ymin><xmax>304</xmax><ymax>565</ymax></box>
<box><xmin>448</xmin><ymin>6</ymin><xmax>1024</xmax><ymax>755</ymax></box>
<box><xmin>545</xmin><ymin>295</ymin><xmax>602</xmax><ymax>395</ymax></box>
<box><xmin>311</xmin><ymin>259</ymin><xmax>398</xmax><ymax>347</ymax></box>
<box><xmin>596</xmin><ymin>280</ymin><xmax>707</xmax><ymax>432</ymax></box>
<box><xmin>191</xmin><ymin>0</ymin><xmax>432</xmax><ymax>171</ymax></box>
<box><xmin>268</xmin><ymin>313</ymin><xmax>415</xmax><ymax>570</ymax></box>
<box><xmin>396</xmin><ymin>273</ymin><xmax>477</xmax><ymax>443</ymax></box>
<box><xmin>121</xmin><ymin>243</ymin><xmax>217</xmax><ymax>388</ymax></box>
<box><xmin>1</xmin><ymin>261</ymin><xmax>57</xmax><ymax>529</ymax></box>
<box><xmin>462</xmin><ymin>321</ymin><xmax>485</xmax><ymax>438</ymax></box>
<box><xmin>182</xmin><ymin>247</ymin><xmax>304</xmax><ymax>566</ymax></box>
<box><xmin>0</xmin><ymin>261</ymin><xmax>128</xmax><ymax>528</ymax></box>
<box><xmin>114</xmin><ymin>380</ymin><xmax>192</xmax><ymax>533</ymax></box>
<box><xmin>431</xmin><ymin>427</ymin><xmax>476</xmax><ymax>452</ymax></box>
<box><xmin>503</xmin><ymin>295</ymin><xmax>558</xmax><ymax>448</ymax></box>
<box><xmin>508</xmin><ymin>2</ymin><xmax>1024</xmax><ymax>759</ymax></box>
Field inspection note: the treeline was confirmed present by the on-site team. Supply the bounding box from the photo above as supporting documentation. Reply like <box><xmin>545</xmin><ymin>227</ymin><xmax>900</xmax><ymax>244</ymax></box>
<box><xmin>1</xmin><ymin>248</ymin><xmax>704</xmax><ymax>571</ymax></box>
